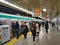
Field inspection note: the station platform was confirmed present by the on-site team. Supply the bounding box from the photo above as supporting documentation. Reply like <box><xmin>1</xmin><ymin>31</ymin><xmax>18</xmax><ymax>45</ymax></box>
<box><xmin>4</xmin><ymin>25</ymin><xmax>60</xmax><ymax>45</ymax></box>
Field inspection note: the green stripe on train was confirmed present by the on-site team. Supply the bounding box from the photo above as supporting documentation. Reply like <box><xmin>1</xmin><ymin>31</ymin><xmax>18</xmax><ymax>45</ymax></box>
<box><xmin>0</xmin><ymin>13</ymin><xmax>32</xmax><ymax>20</ymax></box>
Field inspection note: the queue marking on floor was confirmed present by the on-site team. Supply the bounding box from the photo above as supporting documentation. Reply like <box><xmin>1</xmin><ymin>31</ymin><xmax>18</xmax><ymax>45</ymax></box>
<box><xmin>6</xmin><ymin>31</ymin><xmax>32</xmax><ymax>45</ymax></box>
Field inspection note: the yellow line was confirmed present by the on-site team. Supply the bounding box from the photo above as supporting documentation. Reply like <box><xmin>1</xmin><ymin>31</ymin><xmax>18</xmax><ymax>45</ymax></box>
<box><xmin>6</xmin><ymin>31</ymin><xmax>32</xmax><ymax>45</ymax></box>
<box><xmin>6</xmin><ymin>35</ymin><xmax>24</xmax><ymax>45</ymax></box>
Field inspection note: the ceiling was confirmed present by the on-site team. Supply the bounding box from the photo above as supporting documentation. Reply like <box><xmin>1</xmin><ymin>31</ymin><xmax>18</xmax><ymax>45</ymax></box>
<box><xmin>6</xmin><ymin>0</ymin><xmax>40</xmax><ymax>10</ymax></box>
<box><xmin>1</xmin><ymin>0</ymin><xmax>60</xmax><ymax>19</ymax></box>
<box><xmin>40</xmin><ymin>0</ymin><xmax>60</xmax><ymax>19</ymax></box>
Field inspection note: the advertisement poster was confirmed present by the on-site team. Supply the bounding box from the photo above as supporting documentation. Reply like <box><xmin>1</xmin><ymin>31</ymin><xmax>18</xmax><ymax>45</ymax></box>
<box><xmin>0</xmin><ymin>28</ymin><xmax>2</xmax><ymax>44</ymax></box>
<box><xmin>0</xmin><ymin>25</ymin><xmax>10</xmax><ymax>44</ymax></box>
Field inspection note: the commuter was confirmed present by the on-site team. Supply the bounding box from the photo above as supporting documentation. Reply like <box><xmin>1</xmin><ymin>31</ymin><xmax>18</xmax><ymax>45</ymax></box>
<box><xmin>31</xmin><ymin>22</ymin><xmax>36</xmax><ymax>41</ymax></box>
<box><xmin>21</xmin><ymin>22</ymin><xmax>29</xmax><ymax>39</ymax></box>
<box><xmin>15</xmin><ymin>21</ymin><xmax>19</xmax><ymax>39</ymax></box>
<box><xmin>52</xmin><ymin>23</ymin><xmax>55</xmax><ymax>27</ymax></box>
<box><xmin>38</xmin><ymin>22</ymin><xmax>41</xmax><ymax>30</ymax></box>
<box><xmin>29</xmin><ymin>21</ymin><xmax>33</xmax><ymax>31</ymax></box>
<box><xmin>18</xmin><ymin>21</ymin><xmax>21</xmax><ymax>35</ymax></box>
<box><xmin>42</xmin><ymin>22</ymin><xmax>45</xmax><ymax>27</ymax></box>
<box><xmin>12</xmin><ymin>21</ymin><xmax>16</xmax><ymax>36</ymax></box>
<box><xmin>45</xmin><ymin>21</ymin><xmax>49</xmax><ymax>33</ymax></box>
<box><xmin>26</xmin><ymin>22</ymin><xmax>30</xmax><ymax>31</ymax></box>
<box><xmin>36</xmin><ymin>23</ymin><xmax>39</xmax><ymax>36</ymax></box>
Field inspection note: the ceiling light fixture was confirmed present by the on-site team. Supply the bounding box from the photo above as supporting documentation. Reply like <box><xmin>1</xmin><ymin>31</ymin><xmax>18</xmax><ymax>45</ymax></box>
<box><xmin>43</xmin><ymin>8</ymin><xmax>46</xmax><ymax>12</ymax></box>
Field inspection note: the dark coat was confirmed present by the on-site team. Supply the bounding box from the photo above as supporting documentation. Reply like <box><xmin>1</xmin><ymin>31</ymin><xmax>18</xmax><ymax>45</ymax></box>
<box><xmin>12</xmin><ymin>22</ymin><xmax>16</xmax><ymax>29</ymax></box>
<box><xmin>14</xmin><ymin>22</ymin><xmax>19</xmax><ymax>33</ymax></box>
<box><xmin>21</xmin><ymin>24</ymin><xmax>28</xmax><ymax>34</ymax></box>
<box><xmin>31</xmin><ymin>23</ymin><xmax>36</xmax><ymax>35</ymax></box>
<box><xmin>45</xmin><ymin>21</ymin><xmax>49</xmax><ymax>29</ymax></box>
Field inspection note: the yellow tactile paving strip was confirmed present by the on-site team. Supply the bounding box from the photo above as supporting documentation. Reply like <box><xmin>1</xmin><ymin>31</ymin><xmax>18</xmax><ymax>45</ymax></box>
<box><xmin>6</xmin><ymin>31</ymin><xmax>32</xmax><ymax>45</ymax></box>
<box><xmin>6</xmin><ymin>35</ymin><xmax>24</xmax><ymax>45</ymax></box>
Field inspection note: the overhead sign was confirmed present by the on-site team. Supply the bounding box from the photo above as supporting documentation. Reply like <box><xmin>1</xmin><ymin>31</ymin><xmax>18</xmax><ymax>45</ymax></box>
<box><xmin>34</xmin><ymin>8</ymin><xmax>40</xmax><ymax>15</ymax></box>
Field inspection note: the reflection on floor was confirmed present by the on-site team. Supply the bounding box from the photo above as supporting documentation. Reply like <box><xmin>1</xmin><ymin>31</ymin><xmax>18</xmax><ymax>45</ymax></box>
<box><xmin>12</xmin><ymin>25</ymin><xmax>60</xmax><ymax>45</ymax></box>
<box><xmin>3</xmin><ymin>24</ymin><xmax>60</xmax><ymax>45</ymax></box>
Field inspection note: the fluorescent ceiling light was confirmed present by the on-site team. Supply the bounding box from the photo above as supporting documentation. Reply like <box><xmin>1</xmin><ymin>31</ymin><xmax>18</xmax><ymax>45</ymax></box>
<box><xmin>0</xmin><ymin>0</ymin><xmax>34</xmax><ymax>15</ymax></box>
<box><xmin>43</xmin><ymin>8</ymin><xmax>46</xmax><ymax>12</ymax></box>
